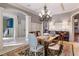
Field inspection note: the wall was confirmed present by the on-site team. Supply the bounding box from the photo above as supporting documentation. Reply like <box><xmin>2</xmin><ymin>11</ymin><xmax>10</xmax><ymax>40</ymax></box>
<box><xmin>31</xmin><ymin>14</ymin><xmax>41</xmax><ymax>23</ymax></box>
<box><xmin>26</xmin><ymin>12</ymin><xmax>41</xmax><ymax>32</ymax></box>
<box><xmin>28</xmin><ymin>21</ymin><xmax>41</xmax><ymax>32</ymax></box>
<box><xmin>49</xmin><ymin>12</ymin><xmax>73</xmax><ymax>41</ymax></box>
<box><xmin>28</xmin><ymin>14</ymin><xmax>41</xmax><ymax>32</ymax></box>
<box><xmin>31</xmin><ymin>23</ymin><xmax>41</xmax><ymax>32</ymax></box>
<box><xmin>49</xmin><ymin>12</ymin><xmax>72</xmax><ymax>31</ymax></box>
<box><xmin>17</xmin><ymin>13</ymin><xmax>26</xmax><ymax>37</ymax></box>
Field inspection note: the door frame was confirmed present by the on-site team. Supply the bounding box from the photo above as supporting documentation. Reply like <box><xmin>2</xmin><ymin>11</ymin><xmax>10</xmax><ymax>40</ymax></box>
<box><xmin>71</xmin><ymin>11</ymin><xmax>79</xmax><ymax>41</ymax></box>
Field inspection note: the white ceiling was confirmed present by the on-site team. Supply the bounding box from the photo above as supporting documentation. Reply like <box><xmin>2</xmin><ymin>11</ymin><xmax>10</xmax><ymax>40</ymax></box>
<box><xmin>19</xmin><ymin>3</ymin><xmax>79</xmax><ymax>15</ymax></box>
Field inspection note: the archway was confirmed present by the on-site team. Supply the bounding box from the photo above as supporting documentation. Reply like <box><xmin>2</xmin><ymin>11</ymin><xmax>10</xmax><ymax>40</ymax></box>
<box><xmin>2</xmin><ymin>8</ymin><xmax>30</xmax><ymax>43</ymax></box>
<box><xmin>71</xmin><ymin>11</ymin><xmax>79</xmax><ymax>42</ymax></box>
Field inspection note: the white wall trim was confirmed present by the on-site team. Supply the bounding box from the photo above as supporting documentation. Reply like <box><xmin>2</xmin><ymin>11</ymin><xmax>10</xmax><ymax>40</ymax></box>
<box><xmin>25</xmin><ymin>14</ymin><xmax>31</xmax><ymax>43</ymax></box>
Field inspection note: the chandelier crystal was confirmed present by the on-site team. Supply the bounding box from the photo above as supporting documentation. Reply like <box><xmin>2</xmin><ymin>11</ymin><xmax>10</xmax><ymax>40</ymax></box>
<box><xmin>39</xmin><ymin>5</ymin><xmax>52</xmax><ymax>21</ymax></box>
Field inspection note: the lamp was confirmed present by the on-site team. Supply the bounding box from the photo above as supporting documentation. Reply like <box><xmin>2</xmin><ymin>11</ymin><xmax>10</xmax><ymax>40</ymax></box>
<box><xmin>39</xmin><ymin>5</ymin><xmax>52</xmax><ymax>21</ymax></box>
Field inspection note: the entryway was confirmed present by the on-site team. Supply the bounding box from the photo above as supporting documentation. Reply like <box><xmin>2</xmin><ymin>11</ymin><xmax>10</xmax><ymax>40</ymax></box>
<box><xmin>72</xmin><ymin>13</ymin><xmax>79</xmax><ymax>42</ymax></box>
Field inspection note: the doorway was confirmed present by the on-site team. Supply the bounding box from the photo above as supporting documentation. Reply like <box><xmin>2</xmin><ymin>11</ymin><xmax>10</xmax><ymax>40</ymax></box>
<box><xmin>73</xmin><ymin>14</ymin><xmax>79</xmax><ymax>42</ymax></box>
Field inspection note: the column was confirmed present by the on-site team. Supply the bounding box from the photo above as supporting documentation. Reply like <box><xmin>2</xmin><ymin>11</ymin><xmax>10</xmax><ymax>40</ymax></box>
<box><xmin>25</xmin><ymin>14</ymin><xmax>31</xmax><ymax>42</ymax></box>
<box><xmin>14</xmin><ymin>16</ymin><xmax>18</xmax><ymax>41</ymax></box>
<box><xmin>0</xmin><ymin>7</ymin><xmax>4</xmax><ymax>49</ymax></box>
<box><xmin>41</xmin><ymin>22</ymin><xmax>43</xmax><ymax>36</ymax></box>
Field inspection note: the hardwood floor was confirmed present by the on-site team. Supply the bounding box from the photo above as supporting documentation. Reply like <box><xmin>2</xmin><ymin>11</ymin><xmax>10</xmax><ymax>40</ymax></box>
<box><xmin>74</xmin><ymin>33</ymin><xmax>79</xmax><ymax>42</ymax></box>
<box><xmin>60</xmin><ymin>41</ymin><xmax>79</xmax><ymax>56</ymax></box>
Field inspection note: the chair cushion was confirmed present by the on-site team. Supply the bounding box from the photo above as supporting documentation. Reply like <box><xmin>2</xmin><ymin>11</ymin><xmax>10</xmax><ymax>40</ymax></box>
<box><xmin>49</xmin><ymin>43</ymin><xmax>56</xmax><ymax>46</ymax></box>
<box><xmin>48</xmin><ymin>44</ymin><xmax>60</xmax><ymax>50</ymax></box>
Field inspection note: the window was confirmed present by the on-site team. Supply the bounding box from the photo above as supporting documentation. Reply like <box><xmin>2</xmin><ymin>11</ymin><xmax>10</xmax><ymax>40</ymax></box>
<box><xmin>3</xmin><ymin>16</ymin><xmax>14</xmax><ymax>38</ymax></box>
<box><xmin>2</xmin><ymin>13</ymin><xmax>16</xmax><ymax>46</ymax></box>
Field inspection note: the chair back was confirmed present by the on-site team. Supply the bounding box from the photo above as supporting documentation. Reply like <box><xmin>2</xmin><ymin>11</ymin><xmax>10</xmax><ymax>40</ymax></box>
<box><xmin>28</xmin><ymin>34</ymin><xmax>38</xmax><ymax>50</ymax></box>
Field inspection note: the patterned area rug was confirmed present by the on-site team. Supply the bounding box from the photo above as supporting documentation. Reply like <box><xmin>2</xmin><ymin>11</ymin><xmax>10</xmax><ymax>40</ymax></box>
<box><xmin>18</xmin><ymin>48</ymin><xmax>61</xmax><ymax>56</ymax></box>
<box><xmin>18</xmin><ymin>48</ymin><xmax>44</xmax><ymax>56</ymax></box>
<box><xmin>1</xmin><ymin>47</ymin><xmax>61</xmax><ymax>56</ymax></box>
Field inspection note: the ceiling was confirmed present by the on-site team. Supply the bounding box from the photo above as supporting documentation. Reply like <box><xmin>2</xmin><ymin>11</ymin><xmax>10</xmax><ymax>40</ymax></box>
<box><xmin>19</xmin><ymin>3</ymin><xmax>79</xmax><ymax>15</ymax></box>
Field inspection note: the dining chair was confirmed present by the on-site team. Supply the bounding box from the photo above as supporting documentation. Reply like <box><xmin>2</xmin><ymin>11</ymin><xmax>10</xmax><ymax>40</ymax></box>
<box><xmin>28</xmin><ymin>34</ymin><xmax>44</xmax><ymax>56</ymax></box>
<box><xmin>48</xmin><ymin>43</ymin><xmax>61</xmax><ymax>56</ymax></box>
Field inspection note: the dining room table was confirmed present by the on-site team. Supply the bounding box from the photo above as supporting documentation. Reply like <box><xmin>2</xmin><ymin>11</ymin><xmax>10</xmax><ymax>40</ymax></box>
<box><xmin>37</xmin><ymin>34</ymin><xmax>60</xmax><ymax>56</ymax></box>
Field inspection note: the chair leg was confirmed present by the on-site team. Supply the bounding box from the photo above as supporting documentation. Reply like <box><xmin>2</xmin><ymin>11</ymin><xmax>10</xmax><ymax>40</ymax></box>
<box><xmin>43</xmin><ymin>48</ymin><xmax>45</xmax><ymax>56</ymax></box>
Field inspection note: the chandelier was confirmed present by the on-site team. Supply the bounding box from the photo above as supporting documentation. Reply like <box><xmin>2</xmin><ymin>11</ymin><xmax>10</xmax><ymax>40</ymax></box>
<box><xmin>39</xmin><ymin>5</ymin><xmax>52</xmax><ymax>21</ymax></box>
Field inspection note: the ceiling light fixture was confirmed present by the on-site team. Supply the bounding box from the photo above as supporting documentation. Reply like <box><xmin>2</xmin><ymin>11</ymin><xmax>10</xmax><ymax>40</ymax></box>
<box><xmin>39</xmin><ymin>5</ymin><xmax>52</xmax><ymax>21</ymax></box>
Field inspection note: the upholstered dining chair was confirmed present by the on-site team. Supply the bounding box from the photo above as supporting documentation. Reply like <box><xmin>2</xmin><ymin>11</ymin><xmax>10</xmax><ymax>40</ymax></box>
<box><xmin>28</xmin><ymin>34</ymin><xmax>44</xmax><ymax>56</ymax></box>
<box><xmin>48</xmin><ymin>43</ymin><xmax>61</xmax><ymax>56</ymax></box>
